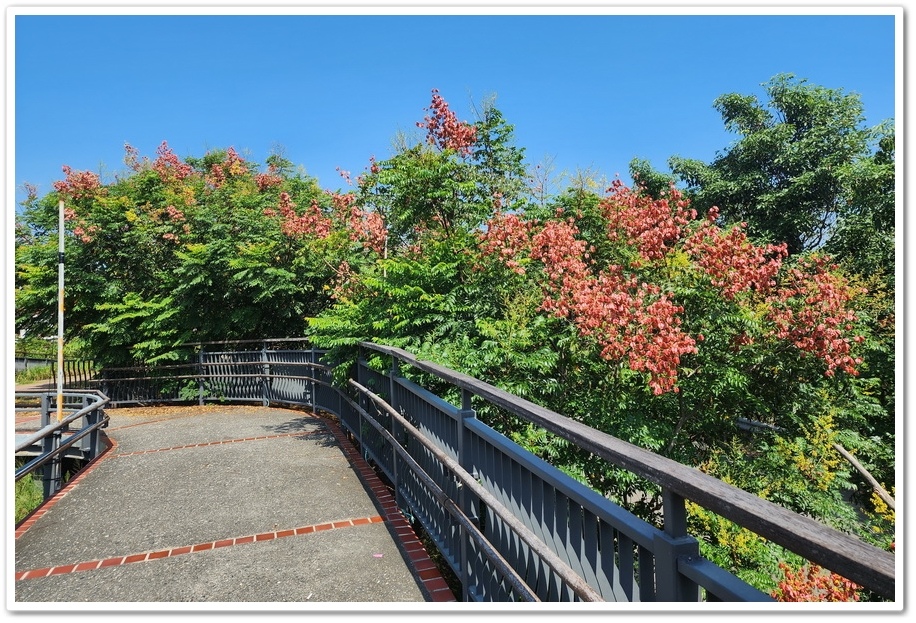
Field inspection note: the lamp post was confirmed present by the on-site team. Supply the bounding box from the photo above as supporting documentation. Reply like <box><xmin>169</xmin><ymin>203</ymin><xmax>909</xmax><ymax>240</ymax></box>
<box><xmin>57</xmin><ymin>199</ymin><xmax>65</xmax><ymax>422</ymax></box>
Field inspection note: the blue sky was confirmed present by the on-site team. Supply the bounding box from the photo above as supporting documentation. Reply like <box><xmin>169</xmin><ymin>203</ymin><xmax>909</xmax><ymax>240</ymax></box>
<box><xmin>10</xmin><ymin>7</ymin><xmax>899</xmax><ymax>209</ymax></box>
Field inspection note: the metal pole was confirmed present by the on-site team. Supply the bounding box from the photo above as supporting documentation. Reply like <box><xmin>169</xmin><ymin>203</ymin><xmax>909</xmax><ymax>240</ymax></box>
<box><xmin>56</xmin><ymin>199</ymin><xmax>65</xmax><ymax>422</ymax></box>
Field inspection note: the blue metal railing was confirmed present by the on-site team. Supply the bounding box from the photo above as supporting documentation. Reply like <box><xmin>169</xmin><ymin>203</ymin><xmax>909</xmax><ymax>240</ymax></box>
<box><xmin>81</xmin><ymin>338</ymin><xmax>895</xmax><ymax>602</ymax></box>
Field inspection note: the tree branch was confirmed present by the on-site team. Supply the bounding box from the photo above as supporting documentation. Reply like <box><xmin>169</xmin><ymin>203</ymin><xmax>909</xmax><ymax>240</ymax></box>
<box><xmin>833</xmin><ymin>442</ymin><xmax>895</xmax><ymax>511</ymax></box>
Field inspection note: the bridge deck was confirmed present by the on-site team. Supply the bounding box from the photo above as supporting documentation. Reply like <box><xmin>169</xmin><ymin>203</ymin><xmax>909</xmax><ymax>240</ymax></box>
<box><xmin>13</xmin><ymin>404</ymin><xmax>455</xmax><ymax>606</ymax></box>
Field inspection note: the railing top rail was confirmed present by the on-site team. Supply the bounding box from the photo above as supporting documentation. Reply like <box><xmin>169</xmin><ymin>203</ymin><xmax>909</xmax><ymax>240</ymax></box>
<box><xmin>182</xmin><ymin>337</ymin><xmax>314</xmax><ymax>348</ymax></box>
<box><xmin>359</xmin><ymin>341</ymin><xmax>895</xmax><ymax>599</ymax></box>
<box><xmin>14</xmin><ymin>391</ymin><xmax>110</xmax><ymax>453</ymax></box>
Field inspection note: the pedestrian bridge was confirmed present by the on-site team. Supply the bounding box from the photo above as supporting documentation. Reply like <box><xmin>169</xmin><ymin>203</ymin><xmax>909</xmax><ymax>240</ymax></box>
<box><xmin>14</xmin><ymin>338</ymin><xmax>896</xmax><ymax>605</ymax></box>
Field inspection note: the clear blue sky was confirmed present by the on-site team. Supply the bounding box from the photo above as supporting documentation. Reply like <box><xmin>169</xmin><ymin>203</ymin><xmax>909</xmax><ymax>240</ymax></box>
<box><xmin>10</xmin><ymin>8</ymin><xmax>899</xmax><ymax>208</ymax></box>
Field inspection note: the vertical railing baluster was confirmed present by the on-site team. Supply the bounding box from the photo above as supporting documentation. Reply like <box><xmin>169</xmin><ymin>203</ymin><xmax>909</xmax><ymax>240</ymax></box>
<box><xmin>261</xmin><ymin>341</ymin><xmax>269</xmax><ymax>407</ymax></box>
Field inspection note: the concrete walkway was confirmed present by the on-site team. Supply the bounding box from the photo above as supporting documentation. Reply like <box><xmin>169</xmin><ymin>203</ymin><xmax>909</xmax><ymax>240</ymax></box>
<box><xmin>13</xmin><ymin>403</ymin><xmax>457</xmax><ymax>606</ymax></box>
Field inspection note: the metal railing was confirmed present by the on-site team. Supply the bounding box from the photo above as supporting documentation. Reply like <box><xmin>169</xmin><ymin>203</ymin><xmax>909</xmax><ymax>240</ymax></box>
<box><xmin>85</xmin><ymin>339</ymin><xmax>895</xmax><ymax>602</ymax></box>
<box><xmin>347</xmin><ymin>344</ymin><xmax>894</xmax><ymax>602</ymax></box>
<box><xmin>15</xmin><ymin>390</ymin><xmax>110</xmax><ymax>500</ymax></box>
<box><xmin>50</xmin><ymin>359</ymin><xmax>98</xmax><ymax>388</ymax></box>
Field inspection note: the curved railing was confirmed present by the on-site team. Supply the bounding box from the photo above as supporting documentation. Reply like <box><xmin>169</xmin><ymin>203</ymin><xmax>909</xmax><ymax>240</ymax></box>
<box><xmin>82</xmin><ymin>339</ymin><xmax>895</xmax><ymax>602</ymax></box>
<box><xmin>355</xmin><ymin>343</ymin><xmax>895</xmax><ymax>602</ymax></box>
<box><xmin>15</xmin><ymin>390</ymin><xmax>110</xmax><ymax>500</ymax></box>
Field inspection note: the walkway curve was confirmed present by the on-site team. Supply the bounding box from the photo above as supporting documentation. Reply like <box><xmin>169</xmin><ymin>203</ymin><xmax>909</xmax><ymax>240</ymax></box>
<box><xmin>14</xmin><ymin>404</ymin><xmax>456</xmax><ymax>605</ymax></box>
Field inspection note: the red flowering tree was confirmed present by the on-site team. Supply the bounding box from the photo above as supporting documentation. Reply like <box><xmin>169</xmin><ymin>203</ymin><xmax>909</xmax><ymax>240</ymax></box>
<box><xmin>479</xmin><ymin>181</ymin><xmax>866</xmax><ymax>400</ymax></box>
<box><xmin>417</xmin><ymin>88</ymin><xmax>478</xmax><ymax>156</ymax></box>
<box><xmin>474</xmin><ymin>178</ymin><xmax>889</xmax><ymax>575</ymax></box>
<box><xmin>15</xmin><ymin>143</ymin><xmax>351</xmax><ymax>366</ymax></box>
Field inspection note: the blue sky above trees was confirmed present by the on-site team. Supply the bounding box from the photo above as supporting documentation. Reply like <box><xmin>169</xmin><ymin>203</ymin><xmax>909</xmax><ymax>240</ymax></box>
<box><xmin>11</xmin><ymin>8</ymin><xmax>898</xmax><ymax>208</ymax></box>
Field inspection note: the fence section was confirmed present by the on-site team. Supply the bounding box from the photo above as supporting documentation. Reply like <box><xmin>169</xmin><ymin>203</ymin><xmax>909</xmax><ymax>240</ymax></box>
<box><xmin>85</xmin><ymin>339</ymin><xmax>895</xmax><ymax>603</ymax></box>
<box><xmin>349</xmin><ymin>351</ymin><xmax>742</xmax><ymax>602</ymax></box>
<box><xmin>50</xmin><ymin>359</ymin><xmax>97</xmax><ymax>388</ymax></box>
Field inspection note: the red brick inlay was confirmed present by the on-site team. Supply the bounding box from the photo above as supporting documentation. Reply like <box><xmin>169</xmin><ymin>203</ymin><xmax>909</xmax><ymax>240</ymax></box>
<box><xmin>317</xmin><ymin>415</ymin><xmax>458</xmax><ymax>602</ymax></box>
<box><xmin>15</xmin><ymin>515</ymin><xmax>385</xmax><ymax>583</ymax></box>
<box><xmin>111</xmin><ymin>429</ymin><xmax>327</xmax><ymax>458</ymax></box>
<box><xmin>15</xmin><ymin>434</ymin><xmax>117</xmax><ymax>539</ymax></box>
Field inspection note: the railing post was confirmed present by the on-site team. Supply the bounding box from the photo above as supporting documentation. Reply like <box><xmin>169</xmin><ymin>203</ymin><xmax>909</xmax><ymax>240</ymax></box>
<box><xmin>653</xmin><ymin>488</ymin><xmax>700</xmax><ymax>601</ymax></box>
<box><xmin>86</xmin><ymin>403</ymin><xmax>103</xmax><ymax>460</ymax></box>
<box><xmin>356</xmin><ymin>348</ymin><xmax>365</xmax><ymax>450</ymax></box>
<box><xmin>310</xmin><ymin>346</ymin><xmax>318</xmax><ymax>409</ymax></box>
<box><xmin>40</xmin><ymin>394</ymin><xmax>50</xmax><ymax>428</ymax></box>
<box><xmin>41</xmin><ymin>394</ymin><xmax>62</xmax><ymax>499</ymax></box>
<box><xmin>198</xmin><ymin>347</ymin><xmax>205</xmax><ymax>406</ymax></box>
<box><xmin>78</xmin><ymin>395</ymin><xmax>89</xmax><ymax>453</ymax></box>
<box><xmin>261</xmin><ymin>341</ymin><xmax>269</xmax><ymax>407</ymax></box>
<box><xmin>457</xmin><ymin>388</ymin><xmax>476</xmax><ymax>602</ymax></box>
<box><xmin>389</xmin><ymin>355</ymin><xmax>401</xmax><ymax>508</ymax></box>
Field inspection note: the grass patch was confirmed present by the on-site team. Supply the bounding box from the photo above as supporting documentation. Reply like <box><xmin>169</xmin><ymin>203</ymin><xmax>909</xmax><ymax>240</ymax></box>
<box><xmin>15</xmin><ymin>470</ymin><xmax>44</xmax><ymax>523</ymax></box>
<box><xmin>15</xmin><ymin>457</ymin><xmax>86</xmax><ymax>524</ymax></box>
<box><xmin>15</xmin><ymin>364</ymin><xmax>52</xmax><ymax>385</ymax></box>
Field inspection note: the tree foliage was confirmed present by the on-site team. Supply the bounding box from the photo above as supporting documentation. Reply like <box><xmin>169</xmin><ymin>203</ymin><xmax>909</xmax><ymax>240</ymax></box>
<box><xmin>16</xmin><ymin>143</ymin><xmax>339</xmax><ymax>366</ymax></box>
<box><xmin>634</xmin><ymin>74</ymin><xmax>895</xmax><ymax>262</ymax></box>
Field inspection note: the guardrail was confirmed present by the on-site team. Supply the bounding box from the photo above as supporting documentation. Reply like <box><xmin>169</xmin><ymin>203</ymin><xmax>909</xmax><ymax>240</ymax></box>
<box><xmin>85</xmin><ymin>339</ymin><xmax>895</xmax><ymax>602</ymax></box>
<box><xmin>348</xmin><ymin>343</ymin><xmax>894</xmax><ymax>602</ymax></box>
<box><xmin>15</xmin><ymin>390</ymin><xmax>110</xmax><ymax>499</ymax></box>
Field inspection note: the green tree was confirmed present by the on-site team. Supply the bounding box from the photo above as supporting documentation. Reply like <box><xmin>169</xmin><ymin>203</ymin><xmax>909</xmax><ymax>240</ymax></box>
<box><xmin>15</xmin><ymin>143</ymin><xmax>339</xmax><ymax>366</ymax></box>
<box><xmin>636</xmin><ymin>74</ymin><xmax>893</xmax><ymax>259</ymax></box>
<box><xmin>624</xmin><ymin>76</ymin><xmax>896</xmax><ymax>515</ymax></box>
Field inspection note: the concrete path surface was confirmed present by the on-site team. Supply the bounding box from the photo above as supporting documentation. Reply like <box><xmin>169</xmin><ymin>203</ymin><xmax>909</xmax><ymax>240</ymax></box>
<box><xmin>13</xmin><ymin>404</ymin><xmax>457</xmax><ymax>608</ymax></box>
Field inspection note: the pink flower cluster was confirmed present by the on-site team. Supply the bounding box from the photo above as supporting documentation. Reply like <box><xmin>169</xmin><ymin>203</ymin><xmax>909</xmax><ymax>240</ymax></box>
<box><xmin>276</xmin><ymin>192</ymin><xmax>332</xmax><ymax>239</ymax></box>
<box><xmin>328</xmin><ymin>191</ymin><xmax>387</xmax><ymax>254</ymax></box>
<box><xmin>207</xmin><ymin>147</ymin><xmax>246</xmax><ymax>188</ymax></box>
<box><xmin>479</xmin><ymin>211</ymin><xmax>535</xmax><ymax>275</ymax></box>
<box><xmin>336</xmin><ymin>167</ymin><xmax>352</xmax><ymax>186</ymax></box>
<box><xmin>152</xmin><ymin>141</ymin><xmax>193</xmax><ymax>183</ymax></box>
<box><xmin>62</xmin><ymin>205</ymin><xmax>100</xmax><ymax>242</ymax></box>
<box><xmin>481</xmin><ymin>212</ymin><xmax>697</xmax><ymax>394</ymax></box>
<box><xmin>23</xmin><ymin>183</ymin><xmax>39</xmax><ymax>202</ymax></box>
<box><xmin>772</xmin><ymin>563</ymin><xmax>859</xmax><ymax>602</ymax></box>
<box><xmin>255</xmin><ymin>173</ymin><xmax>282</xmax><ymax>191</ymax></box>
<box><xmin>417</xmin><ymin>89</ymin><xmax>477</xmax><ymax>156</ymax></box>
<box><xmin>123</xmin><ymin>143</ymin><xmax>146</xmax><ymax>172</ymax></box>
<box><xmin>53</xmin><ymin>165</ymin><xmax>101</xmax><ymax>199</ymax></box>
<box><xmin>767</xmin><ymin>256</ymin><xmax>864</xmax><ymax>376</ymax></box>
<box><xmin>71</xmin><ymin>223</ymin><xmax>101</xmax><ymax>243</ymax></box>
<box><xmin>603</xmin><ymin>180</ymin><xmax>696</xmax><ymax>262</ymax></box>
<box><xmin>684</xmin><ymin>207</ymin><xmax>788</xmax><ymax>299</ymax></box>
